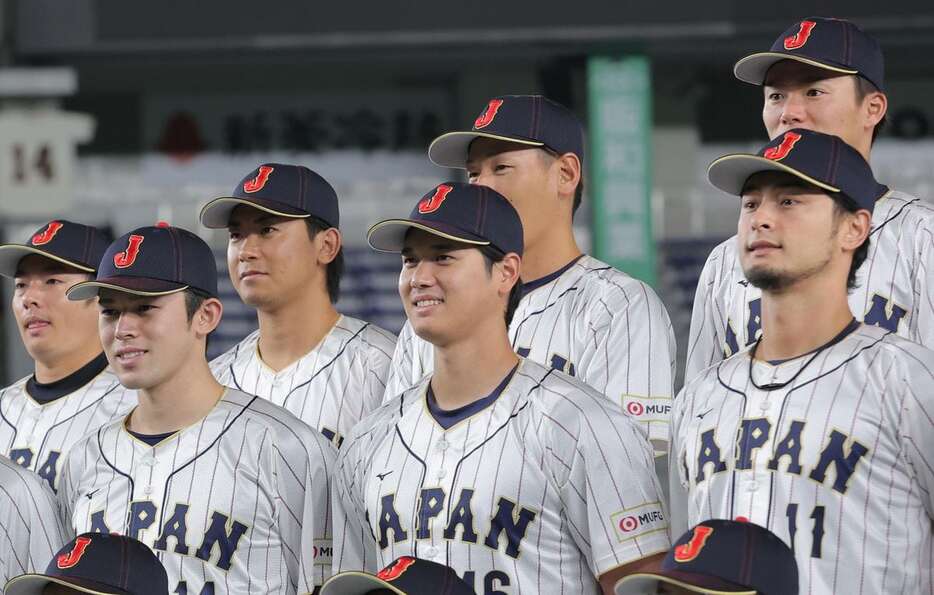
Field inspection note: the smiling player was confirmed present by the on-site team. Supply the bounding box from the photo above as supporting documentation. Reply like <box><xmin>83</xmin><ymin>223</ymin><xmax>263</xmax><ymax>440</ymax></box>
<box><xmin>57</xmin><ymin>223</ymin><xmax>336</xmax><ymax>595</ymax></box>
<box><xmin>0</xmin><ymin>221</ymin><xmax>136</xmax><ymax>491</ymax></box>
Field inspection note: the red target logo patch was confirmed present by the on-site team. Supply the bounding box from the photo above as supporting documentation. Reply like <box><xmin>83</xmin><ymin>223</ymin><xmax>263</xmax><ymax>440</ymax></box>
<box><xmin>626</xmin><ymin>402</ymin><xmax>645</xmax><ymax>416</ymax></box>
<box><xmin>619</xmin><ymin>516</ymin><xmax>639</xmax><ymax>532</ymax></box>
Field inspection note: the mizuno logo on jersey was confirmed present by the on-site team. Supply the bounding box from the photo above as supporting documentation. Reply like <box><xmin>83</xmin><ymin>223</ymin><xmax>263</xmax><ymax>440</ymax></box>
<box><xmin>693</xmin><ymin>420</ymin><xmax>869</xmax><ymax>494</ymax></box>
<box><xmin>376</xmin><ymin>489</ymin><xmax>537</xmax><ymax>559</ymax></box>
<box><xmin>89</xmin><ymin>502</ymin><xmax>250</xmax><ymax>571</ymax></box>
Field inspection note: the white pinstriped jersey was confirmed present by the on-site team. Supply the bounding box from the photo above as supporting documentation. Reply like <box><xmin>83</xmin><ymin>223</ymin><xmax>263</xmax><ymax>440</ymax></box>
<box><xmin>686</xmin><ymin>190</ymin><xmax>934</xmax><ymax>383</ymax></box>
<box><xmin>58</xmin><ymin>389</ymin><xmax>337</xmax><ymax>595</ymax></box>
<box><xmin>211</xmin><ymin>315</ymin><xmax>396</xmax><ymax>449</ymax></box>
<box><xmin>335</xmin><ymin>359</ymin><xmax>670</xmax><ymax>594</ymax></box>
<box><xmin>0</xmin><ymin>455</ymin><xmax>68</xmax><ymax>585</ymax></box>
<box><xmin>670</xmin><ymin>324</ymin><xmax>934</xmax><ymax>594</ymax></box>
<box><xmin>0</xmin><ymin>369</ymin><xmax>136</xmax><ymax>492</ymax></box>
<box><xmin>384</xmin><ymin>255</ymin><xmax>676</xmax><ymax>451</ymax></box>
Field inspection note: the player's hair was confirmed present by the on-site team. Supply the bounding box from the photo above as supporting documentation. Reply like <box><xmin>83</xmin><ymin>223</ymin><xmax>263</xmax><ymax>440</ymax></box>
<box><xmin>855</xmin><ymin>76</ymin><xmax>886</xmax><ymax>143</ymax></box>
<box><xmin>832</xmin><ymin>194</ymin><xmax>871</xmax><ymax>291</ymax></box>
<box><xmin>539</xmin><ymin>148</ymin><xmax>584</xmax><ymax>218</ymax></box>
<box><xmin>479</xmin><ymin>245</ymin><xmax>523</xmax><ymax>326</ymax></box>
<box><xmin>304</xmin><ymin>218</ymin><xmax>344</xmax><ymax>303</ymax></box>
<box><xmin>184</xmin><ymin>288</ymin><xmax>209</xmax><ymax>323</ymax></box>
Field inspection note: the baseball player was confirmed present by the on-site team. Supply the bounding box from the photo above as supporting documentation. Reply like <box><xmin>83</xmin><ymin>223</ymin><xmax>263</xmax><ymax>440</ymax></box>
<box><xmin>0</xmin><ymin>220</ymin><xmax>136</xmax><ymax>491</ymax></box>
<box><xmin>384</xmin><ymin>95</ymin><xmax>676</xmax><ymax>455</ymax></box>
<box><xmin>4</xmin><ymin>532</ymin><xmax>168</xmax><ymax>595</ymax></box>
<box><xmin>0</xmin><ymin>455</ymin><xmax>68</xmax><ymax>587</ymax></box>
<box><xmin>334</xmin><ymin>183</ymin><xmax>669</xmax><ymax>594</ymax></box>
<box><xmin>201</xmin><ymin>163</ymin><xmax>397</xmax><ymax>448</ymax></box>
<box><xmin>670</xmin><ymin>130</ymin><xmax>934</xmax><ymax>593</ymax></box>
<box><xmin>615</xmin><ymin>519</ymin><xmax>798</xmax><ymax>595</ymax></box>
<box><xmin>686</xmin><ymin>17</ymin><xmax>934</xmax><ymax>382</ymax></box>
<box><xmin>56</xmin><ymin>224</ymin><xmax>336</xmax><ymax>595</ymax></box>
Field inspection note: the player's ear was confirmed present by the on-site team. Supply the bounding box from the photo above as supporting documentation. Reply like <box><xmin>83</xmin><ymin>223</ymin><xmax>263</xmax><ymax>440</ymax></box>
<box><xmin>315</xmin><ymin>227</ymin><xmax>342</xmax><ymax>265</ymax></box>
<box><xmin>838</xmin><ymin>208</ymin><xmax>872</xmax><ymax>251</ymax></box>
<box><xmin>863</xmin><ymin>90</ymin><xmax>887</xmax><ymax>129</ymax></box>
<box><xmin>192</xmin><ymin>297</ymin><xmax>223</xmax><ymax>337</ymax></box>
<box><xmin>497</xmin><ymin>253</ymin><xmax>521</xmax><ymax>297</ymax></box>
<box><xmin>555</xmin><ymin>153</ymin><xmax>582</xmax><ymax>204</ymax></box>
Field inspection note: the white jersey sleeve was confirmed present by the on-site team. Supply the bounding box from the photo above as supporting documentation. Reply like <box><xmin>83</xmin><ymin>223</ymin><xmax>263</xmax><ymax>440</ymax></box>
<box><xmin>542</xmin><ymin>377</ymin><xmax>670</xmax><ymax>575</ymax></box>
<box><xmin>895</xmin><ymin>340</ymin><xmax>934</xmax><ymax>518</ymax></box>
<box><xmin>684</xmin><ymin>239</ymin><xmax>734</xmax><ymax>384</ymax></box>
<box><xmin>0</xmin><ymin>456</ymin><xmax>68</xmax><ymax>584</ymax></box>
<box><xmin>561</xmin><ymin>266</ymin><xmax>675</xmax><ymax>451</ymax></box>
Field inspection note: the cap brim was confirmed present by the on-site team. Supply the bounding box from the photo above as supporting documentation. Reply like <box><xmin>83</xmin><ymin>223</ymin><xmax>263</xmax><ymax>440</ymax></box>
<box><xmin>614</xmin><ymin>572</ymin><xmax>757</xmax><ymax>595</ymax></box>
<box><xmin>367</xmin><ymin>219</ymin><xmax>491</xmax><ymax>253</ymax></box>
<box><xmin>66</xmin><ymin>276</ymin><xmax>189</xmax><ymax>301</ymax></box>
<box><xmin>0</xmin><ymin>245</ymin><xmax>95</xmax><ymax>278</ymax></box>
<box><xmin>319</xmin><ymin>571</ymin><xmax>405</xmax><ymax>595</ymax></box>
<box><xmin>4</xmin><ymin>574</ymin><xmax>126</xmax><ymax>595</ymax></box>
<box><xmin>734</xmin><ymin>52</ymin><xmax>858</xmax><ymax>85</ymax></box>
<box><xmin>199</xmin><ymin>197</ymin><xmax>310</xmax><ymax>229</ymax></box>
<box><xmin>707</xmin><ymin>153</ymin><xmax>840</xmax><ymax>197</ymax></box>
<box><xmin>428</xmin><ymin>131</ymin><xmax>544</xmax><ymax>168</ymax></box>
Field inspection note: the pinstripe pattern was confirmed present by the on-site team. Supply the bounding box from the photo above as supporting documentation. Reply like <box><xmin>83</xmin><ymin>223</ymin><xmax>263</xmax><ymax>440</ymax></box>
<box><xmin>211</xmin><ymin>315</ymin><xmax>396</xmax><ymax>448</ymax></box>
<box><xmin>336</xmin><ymin>359</ymin><xmax>669</xmax><ymax>593</ymax></box>
<box><xmin>383</xmin><ymin>255</ymin><xmax>676</xmax><ymax>452</ymax></box>
<box><xmin>671</xmin><ymin>325</ymin><xmax>934</xmax><ymax>594</ymax></box>
<box><xmin>0</xmin><ymin>455</ymin><xmax>68</xmax><ymax>585</ymax></box>
<box><xmin>686</xmin><ymin>190</ymin><xmax>934</xmax><ymax>384</ymax></box>
<box><xmin>57</xmin><ymin>389</ymin><xmax>336</xmax><ymax>595</ymax></box>
<box><xmin>0</xmin><ymin>369</ymin><xmax>137</xmax><ymax>492</ymax></box>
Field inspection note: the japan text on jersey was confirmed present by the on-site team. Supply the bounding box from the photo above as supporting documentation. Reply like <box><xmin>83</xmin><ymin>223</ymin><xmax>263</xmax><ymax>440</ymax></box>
<box><xmin>57</xmin><ymin>389</ymin><xmax>337</xmax><ymax>595</ymax></box>
<box><xmin>336</xmin><ymin>359</ymin><xmax>670</xmax><ymax>595</ymax></box>
<box><xmin>686</xmin><ymin>191</ymin><xmax>934</xmax><ymax>382</ymax></box>
<box><xmin>383</xmin><ymin>255</ymin><xmax>676</xmax><ymax>451</ymax></box>
<box><xmin>0</xmin><ymin>369</ymin><xmax>136</xmax><ymax>491</ymax></box>
<box><xmin>671</xmin><ymin>325</ymin><xmax>934</xmax><ymax>593</ymax></box>
<box><xmin>211</xmin><ymin>315</ymin><xmax>396</xmax><ymax>448</ymax></box>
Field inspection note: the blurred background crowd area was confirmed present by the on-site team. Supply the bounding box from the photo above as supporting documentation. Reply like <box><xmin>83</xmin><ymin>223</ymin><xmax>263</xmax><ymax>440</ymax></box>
<box><xmin>1</xmin><ymin>0</ymin><xmax>932</xmax><ymax>387</ymax></box>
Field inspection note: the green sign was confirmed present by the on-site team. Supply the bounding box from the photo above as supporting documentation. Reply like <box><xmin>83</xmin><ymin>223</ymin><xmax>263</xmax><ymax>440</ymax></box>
<box><xmin>587</xmin><ymin>55</ymin><xmax>655</xmax><ymax>286</ymax></box>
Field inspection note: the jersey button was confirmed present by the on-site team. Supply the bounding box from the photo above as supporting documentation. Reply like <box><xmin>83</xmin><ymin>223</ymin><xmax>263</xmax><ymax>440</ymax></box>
<box><xmin>437</xmin><ymin>439</ymin><xmax>449</xmax><ymax>451</ymax></box>
<box><xmin>759</xmin><ymin>401</ymin><xmax>771</xmax><ymax>411</ymax></box>
<box><xmin>746</xmin><ymin>480</ymin><xmax>759</xmax><ymax>492</ymax></box>
<box><xmin>436</xmin><ymin>468</ymin><xmax>447</xmax><ymax>480</ymax></box>
<box><xmin>143</xmin><ymin>485</ymin><xmax>154</xmax><ymax>497</ymax></box>
<box><xmin>424</xmin><ymin>546</ymin><xmax>439</xmax><ymax>558</ymax></box>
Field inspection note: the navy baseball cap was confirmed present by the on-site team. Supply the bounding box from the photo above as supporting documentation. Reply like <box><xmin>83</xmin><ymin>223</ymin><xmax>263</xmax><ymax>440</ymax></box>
<box><xmin>200</xmin><ymin>163</ymin><xmax>340</xmax><ymax>229</ymax></box>
<box><xmin>707</xmin><ymin>128</ymin><xmax>887</xmax><ymax>212</ymax></box>
<box><xmin>428</xmin><ymin>95</ymin><xmax>584</xmax><ymax>168</ymax></box>
<box><xmin>0</xmin><ymin>220</ymin><xmax>110</xmax><ymax>278</ymax></box>
<box><xmin>367</xmin><ymin>182</ymin><xmax>523</xmax><ymax>256</ymax></box>
<box><xmin>66</xmin><ymin>223</ymin><xmax>218</xmax><ymax>300</ymax></box>
<box><xmin>614</xmin><ymin>520</ymin><xmax>798</xmax><ymax>595</ymax></box>
<box><xmin>734</xmin><ymin>17</ymin><xmax>884</xmax><ymax>91</ymax></box>
<box><xmin>320</xmin><ymin>556</ymin><xmax>476</xmax><ymax>595</ymax></box>
<box><xmin>4</xmin><ymin>532</ymin><xmax>169</xmax><ymax>595</ymax></box>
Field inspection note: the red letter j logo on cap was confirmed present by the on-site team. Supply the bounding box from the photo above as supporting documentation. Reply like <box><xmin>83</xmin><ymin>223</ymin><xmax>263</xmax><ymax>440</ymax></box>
<box><xmin>418</xmin><ymin>184</ymin><xmax>454</xmax><ymax>214</ymax></box>
<box><xmin>31</xmin><ymin>221</ymin><xmax>64</xmax><ymax>246</ymax></box>
<box><xmin>474</xmin><ymin>99</ymin><xmax>504</xmax><ymax>129</ymax></box>
<box><xmin>113</xmin><ymin>235</ymin><xmax>145</xmax><ymax>269</ymax></box>
<box><xmin>784</xmin><ymin>20</ymin><xmax>816</xmax><ymax>50</ymax></box>
<box><xmin>243</xmin><ymin>166</ymin><xmax>274</xmax><ymax>193</ymax></box>
<box><xmin>763</xmin><ymin>131</ymin><xmax>802</xmax><ymax>161</ymax></box>
<box><xmin>57</xmin><ymin>536</ymin><xmax>92</xmax><ymax>569</ymax></box>
<box><xmin>674</xmin><ymin>525</ymin><xmax>714</xmax><ymax>563</ymax></box>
